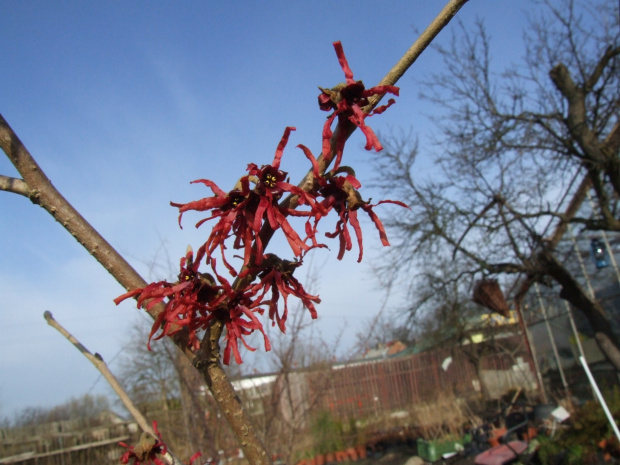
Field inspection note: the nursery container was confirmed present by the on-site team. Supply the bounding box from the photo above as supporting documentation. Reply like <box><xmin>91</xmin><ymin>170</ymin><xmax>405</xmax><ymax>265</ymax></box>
<box><xmin>416</xmin><ymin>434</ymin><xmax>471</xmax><ymax>462</ymax></box>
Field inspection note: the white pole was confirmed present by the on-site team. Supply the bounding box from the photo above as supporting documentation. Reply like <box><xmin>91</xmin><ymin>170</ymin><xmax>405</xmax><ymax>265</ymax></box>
<box><xmin>564</xmin><ymin>301</ymin><xmax>586</xmax><ymax>359</ymax></box>
<box><xmin>579</xmin><ymin>356</ymin><xmax>620</xmax><ymax>442</ymax></box>
<box><xmin>568</xmin><ymin>224</ymin><xmax>596</xmax><ymax>299</ymax></box>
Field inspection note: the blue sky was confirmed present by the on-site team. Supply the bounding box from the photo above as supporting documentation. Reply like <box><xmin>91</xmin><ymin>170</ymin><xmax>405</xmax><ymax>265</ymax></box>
<box><xmin>0</xmin><ymin>1</ymin><xmax>534</xmax><ymax>419</ymax></box>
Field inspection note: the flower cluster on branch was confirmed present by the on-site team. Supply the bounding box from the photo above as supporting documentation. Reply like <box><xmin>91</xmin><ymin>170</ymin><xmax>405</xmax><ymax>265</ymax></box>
<box><xmin>119</xmin><ymin>421</ymin><xmax>202</xmax><ymax>465</ymax></box>
<box><xmin>116</xmin><ymin>41</ymin><xmax>406</xmax><ymax>364</ymax></box>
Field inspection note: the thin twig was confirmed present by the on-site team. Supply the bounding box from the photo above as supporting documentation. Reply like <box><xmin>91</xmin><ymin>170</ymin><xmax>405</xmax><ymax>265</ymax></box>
<box><xmin>0</xmin><ymin>175</ymin><xmax>30</xmax><ymax>197</ymax></box>
<box><xmin>289</xmin><ymin>0</ymin><xmax>471</xmax><ymax>208</ymax></box>
<box><xmin>366</xmin><ymin>0</ymin><xmax>470</xmax><ymax>111</ymax></box>
<box><xmin>43</xmin><ymin>311</ymin><xmax>184</xmax><ymax>465</ymax></box>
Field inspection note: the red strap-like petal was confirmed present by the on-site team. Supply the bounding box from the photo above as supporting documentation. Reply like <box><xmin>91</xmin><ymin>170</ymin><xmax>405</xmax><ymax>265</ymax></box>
<box><xmin>322</xmin><ymin>112</ymin><xmax>338</xmax><ymax>157</ymax></box>
<box><xmin>348</xmin><ymin>209</ymin><xmax>364</xmax><ymax>262</ymax></box>
<box><xmin>297</xmin><ymin>144</ymin><xmax>322</xmax><ymax>182</ymax></box>
<box><xmin>113</xmin><ymin>288</ymin><xmax>143</xmax><ymax>305</ymax></box>
<box><xmin>187</xmin><ymin>452</ymin><xmax>202</xmax><ymax>465</ymax></box>
<box><xmin>371</xmin><ymin>97</ymin><xmax>397</xmax><ymax>115</ymax></box>
<box><xmin>344</xmin><ymin>174</ymin><xmax>361</xmax><ymax>190</ymax></box>
<box><xmin>333</xmin><ymin>41</ymin><xmax>355</xmax><ymax>84</ymax></box>
<box><xmin>348</xmin><ymin>104</ymin><xmax>383</xmax><ymax>151</ymax></box>
<box><xmin>362</xmin><ymin>204</ymin><xmax>389</xmax><ymax>246</ymax></box>
<box><xmin>273</xmin><ymin>127</ymin><xmax>296</xmax><ymax>169</ymax></box>
<box><xmin>363</xmin><ymin>85</ymin><xmax>400</xmax><ymax>98</ymax></box>
<box><xmin>274</xmin><ymin>208</ymin><xmax>309</xmax><ymax>257</ymax></box>
<box><xmin>189</xmin><ymin>178</ymin><xmax>227</xmax><ymax>197</ymax></box>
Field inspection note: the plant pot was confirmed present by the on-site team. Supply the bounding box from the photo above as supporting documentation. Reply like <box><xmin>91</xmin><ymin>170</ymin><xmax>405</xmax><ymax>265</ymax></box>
<box><xmin>416</xmin><ymin>434</ymin><xmax>472</xmax><ymax>462</ymax></box>
<box><xmin>522</xmin><ymin>426</ymin><xmax>538</xmax><ymax>441</ymax></box>
<box><xmin>345</xmin><ymin>447</ymin><xmax>358</xmax><ymax>460</ymax></box>
<box><xmin>488</xmin><ymin>427</ymin><xmax>507</xmax><ymax>447</ymax></box>
<box><xmin>355</xmin><ymin>444</ymin><xmax>367</xmax><ymax>459</ymax></box>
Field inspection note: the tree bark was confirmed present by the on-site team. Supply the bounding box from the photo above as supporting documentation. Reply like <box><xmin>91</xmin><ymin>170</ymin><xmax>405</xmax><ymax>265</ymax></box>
<box><xmin>549</xmin><ymin>50</ymin><xmax>620</xmax><ymax>199</ymax></box>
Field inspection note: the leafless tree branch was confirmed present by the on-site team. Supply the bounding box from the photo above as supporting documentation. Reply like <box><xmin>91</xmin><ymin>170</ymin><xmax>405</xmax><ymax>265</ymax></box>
<box><xmin>43</xmin><ymin>311</ymin><xmax>184</xmax><ymax>465</ymax></box>
<box><xmin>0</xmin><ymin>175</ymin><xmax>30</xmax><ymax>197</ymax></box>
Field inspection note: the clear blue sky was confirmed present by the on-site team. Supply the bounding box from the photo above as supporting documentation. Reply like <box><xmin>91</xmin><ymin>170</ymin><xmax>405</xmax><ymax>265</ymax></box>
<box><xmin>1</xmin><ymin>1</ymin><xmax>533</xmax><ymax>419</ymax></box>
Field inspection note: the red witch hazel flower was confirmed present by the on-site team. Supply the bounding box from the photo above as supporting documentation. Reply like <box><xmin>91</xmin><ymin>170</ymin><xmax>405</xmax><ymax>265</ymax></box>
<box><xmin>206</xmin><ymin>261</ymin><xmax>271</xmax><ymax>365</ymax></box>
<box><xmin>171</xmin><ymin>127</ymin><xmax>317</xmax><ymax>272</ymax></box>
<box><xmin>119</xmin><ymin>421</ymin><xmax>168</xmax><ymax>465</ymax></box>
<box><xmin>114</xmin><ymin>245</ymin><xmax>219</xmax><ymax>351</ymax></box>
<box><xmin>222</xmin><ymin>300</ymin><xmax>270</xmax><ymax>365</ymax></box>
<box><xmin>297</xmin><ymin>143</ymin><xmax>408</xmax><ymax>262</ymax></box>
<box><xmin>114</xmin><ymin>42</ymin><xmax>408</xmax><ymax>367</ymax></box>
<box><xmin>115</xmin><ymin>248</ymin><xmax>272</xmax><ymax>365</ymax></box>
<box><xmin>318</xmin><ymin>41</ymin><xmax>399</xmax><ymax>169</ymax></box>
<box><xmin>245</xmin><ymin>127</ymin><xmax>319</xmax><ymax>261</ymax></box>
<box><xmin>249</xmin><ymin>254</ymin><xmax>320</xmax><ymax>333</ymax></box>
<box><xmin>171</xmin><ymin>178</ymin><xmax>256</xmax><ymax>275</ymax></box>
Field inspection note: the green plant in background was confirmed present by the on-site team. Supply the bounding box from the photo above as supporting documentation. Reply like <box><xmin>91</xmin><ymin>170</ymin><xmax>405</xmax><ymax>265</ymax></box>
<box><xmin>534</xmin><ymin>435</ymin><xmax>562</xmax><ymax>465</ymax></box>
<box><xmin>536</xmin><ymin>387</ymin><xmax>620</xmax><ymax>464</ymax></box>
<box><xmin>311</xmin><ymin>411</ymin><xmax>345</xmax><ymax>454</ymax></box>
<box><xmin>347</xmin><ymin>416</ymin><xmax>366</xmax><ymax>447</ymax></box>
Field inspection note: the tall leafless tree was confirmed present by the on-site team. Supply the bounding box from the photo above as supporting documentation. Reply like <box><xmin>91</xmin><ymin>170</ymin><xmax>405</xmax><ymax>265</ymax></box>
<box><xmin>373</xmin><ymin>0</ymin><xmax>620</xmax><ymax>371</ymax></box>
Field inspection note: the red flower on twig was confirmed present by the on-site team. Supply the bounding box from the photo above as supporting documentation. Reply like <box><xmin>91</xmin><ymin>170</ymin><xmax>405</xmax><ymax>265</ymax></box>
<box><xmin>222</xmin><ymin>301</ymin><xmax>270</xmax><ymax>365</ymax></box>
<box><xmin>115</xmin><ymin>39</ymin><xmax>408</xmax><ymax>368</ymax></box>
<box><xmin>319</xmin><ymin>41</ymin><xmax>399</xmax><ymax>169</ymax></box>
<box><xmin>171</xmin><ymin>178</ymin><xmax>257</xmax><ymax>275</ymax></box>
<box><xmin>207</xmin><ymin>262</ymin><xmax>271</xmax><ymax>365</ymax></box>
<box><xmin>317</xmin><ymin>170</ymin><xmax>408</xmax><ymax>262</ymax></box>
<box><xmin>250</xmin><ymin>254</ymin><xmax>320</xmax><ymax>332</ymax></box>
<box><xmin>119</xmin><ymin>421</ymin><xmax>167</xmax><ymax>465</ymax></box>
<box><xmin>116</xmin><ymin>248</ymin><xmax>273</xmax><ymax>364</ymax></box>
<box><xmin>245</xmin><ymin>127</ymin><xmax>316</xmax><ymax>261</ymax></box>
<box><xmin>114</xmin><ymin>245</ymin><xmax>219</xmax><ymax>351</ymax></box>
<box><xmin>171</xmin><ymin>127</ymin><xmax>319</xmax><ymax>272</ymax></box>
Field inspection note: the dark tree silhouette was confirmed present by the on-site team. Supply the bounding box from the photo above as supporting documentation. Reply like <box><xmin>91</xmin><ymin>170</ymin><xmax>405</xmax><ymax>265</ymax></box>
<box><xmin>373</xmin><ymin>0</ymin><xmax>620</xmax><ymax>372</ymax></box>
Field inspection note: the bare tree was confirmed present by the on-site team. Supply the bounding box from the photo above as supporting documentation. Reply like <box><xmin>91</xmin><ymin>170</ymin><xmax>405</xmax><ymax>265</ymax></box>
<box><xmin>10</xmin><ymin>394</ymin><xmax>110</xmax><ymax>428</ymax></box>
<box><xmin>373</xmin><ymin>0</ymin><xmax>620</xmax><ymax>372</ymax></box>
